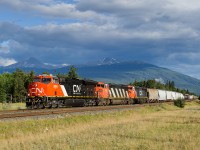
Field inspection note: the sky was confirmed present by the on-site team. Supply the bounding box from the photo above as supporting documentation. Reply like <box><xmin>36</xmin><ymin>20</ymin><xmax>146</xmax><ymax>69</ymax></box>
<box><xmin>0</xmin><ymin>0</ymin><xmax>200</xmax><ymax>79</ymax></box>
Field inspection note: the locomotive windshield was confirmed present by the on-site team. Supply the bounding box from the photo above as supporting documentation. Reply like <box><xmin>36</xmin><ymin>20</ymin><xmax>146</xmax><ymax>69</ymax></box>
<box><xmin>33</xmin><ymin>77</ymin><xmax>41</xmax><ymax>82</ymax></box>
<box><xmin>128</xmin><ymin>86</ymin><xmax>134</xmax><ymax>90</ymax></box>
<box><xmin>42</xmin><ymin>78</ymin><xmax>51</xmax><ymax>84</ymax></box>
<box><xmin>97</xmin><ymin>84</ymin><xmax>104</xmax><ymax>87</ymax></box>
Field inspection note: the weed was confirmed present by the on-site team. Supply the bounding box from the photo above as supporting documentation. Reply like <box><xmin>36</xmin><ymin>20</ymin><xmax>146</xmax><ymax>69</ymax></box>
<box><xmin>174</xmin><ymin>99</ymin><xmax>185</xmax><ymax>108</ymax></box>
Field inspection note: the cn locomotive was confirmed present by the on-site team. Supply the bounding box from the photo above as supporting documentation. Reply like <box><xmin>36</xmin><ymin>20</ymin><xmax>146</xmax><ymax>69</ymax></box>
<box><xmin>26</xmin><ymin>74</ymin><xmax>185</xmax><ymax>109</ymax></box>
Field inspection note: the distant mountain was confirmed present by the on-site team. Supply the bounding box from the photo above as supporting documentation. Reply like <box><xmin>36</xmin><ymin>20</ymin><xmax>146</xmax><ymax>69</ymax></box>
<box><xmin>1</xmin><ymin>57</ymin><xmax>200</xmax><ymax>95</ymax></box>
<box><xmin>64</xmin><ymin>61</ymin><xmax>200</xmax><ymax>95</ymax></box>
<box><xmin>0</xmin><ymin>57</ymin><xmax>69</xmax><ymax>73</ymax></box>
<box><xmin>85</xmin><ymin>57</ymin><xmax>120</xmax><ymax>66</ymax></box>
<box><xmin>98</xmin><ymin>57</ymin><xmax>120</xmax><ymax>65</ymax></box>
<box><xmin>5</xmin><ymin>57</ymin><xmax>52</xmax><ymax>69</ymax></box>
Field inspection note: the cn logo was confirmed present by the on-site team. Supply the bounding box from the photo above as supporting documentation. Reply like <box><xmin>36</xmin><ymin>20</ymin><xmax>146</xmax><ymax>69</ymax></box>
<box><xmin>139</xmin><ymin>90</ymin><xmax>143</xmax><ymax>96</ymax></box>
<box><xmin>73</xmin><ymin>85</ymin><xmax>81</xmax><ymax>93</ymax></box>
<box><xmin>32</xmin><ymin>88</ymin><xmax>45</xmax><ymax>95</ymax></box>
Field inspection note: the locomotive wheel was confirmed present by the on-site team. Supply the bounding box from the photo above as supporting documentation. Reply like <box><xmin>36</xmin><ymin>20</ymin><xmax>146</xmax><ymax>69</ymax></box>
<box><xmin>58</xmin><ymin>100</ymin><xmax>63</xmax><ymax>108</ymax></box>
<box><xmin>51</xmin><ymin>100</ymin><xmax>58</xmax><ymax>108</ymax></box>
<box><xmin>26</xmin><ymin>105</ymin><xmax>33</xmax><ymax>109</ymax></box>
<box><xmin>37</xmin><ymin>102</ymin><xmax>45</xmax><ymax>109</ymax></box>
<box><xmin>26</xmin><ymin>102</ymin><xmax>33</xmax><ymax>109</ymax></box>
<box><xmin>102</xmin><ymin>100</ymin><xmax>109</xmax><ymax>106</ymax></box>
<box><xmin>83</xmin><ymin>100</ymin><xmax>89</xmax><ymax>107</ymax></box>
<box><xmin>95</xmin><ymin>100</ymin><xmax>99</xmax><ymax>106</ymax></box>
<box><xmin>45</xmin><ymin>103</ymin><xmax>52</xmax><ymax>109</ymax></box>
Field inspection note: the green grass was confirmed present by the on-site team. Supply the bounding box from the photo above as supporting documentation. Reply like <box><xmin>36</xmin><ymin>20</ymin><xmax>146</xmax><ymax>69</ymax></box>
<box><xmin>1</xmin><ymin>101</ymin><xmax>200</xmax><ymax>150</ymax></box>
<box><xmin>0</xmin><ymin>102</ymin><xmax>26</xmax><ymax>110</ymax></box>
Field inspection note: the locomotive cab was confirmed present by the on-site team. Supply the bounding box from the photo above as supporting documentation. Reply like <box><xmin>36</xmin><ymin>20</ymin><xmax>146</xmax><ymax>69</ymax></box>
<box><xmin>26</xmin><ymin>74</ymin><xmax>65</xmax><ymax>108</ymax></box>
<box><xmin>95</xmin><ymin>82</ymin><xmax>109</xmax><ymax>98</ymax></box>
<box><xmin>128</xmin><ymin>85</ymin><xmax>137</xmax><ymax>99</ymax></box>
<box><xmin>28</xmin><ymin>74</ymin><xmax>63</xmax><ymax>97</ymax></box>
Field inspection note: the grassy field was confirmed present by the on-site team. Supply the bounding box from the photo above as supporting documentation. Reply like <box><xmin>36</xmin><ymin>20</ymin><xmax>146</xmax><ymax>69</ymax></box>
<box><xmin>0</xmin><ymin>102</ymin><xmax>26</xmax><ymax>110</ymax></box>
<box><xmin>1</xmin><ymin>101</ymin><xmax>200</xmax><ymax>150</ymax></box>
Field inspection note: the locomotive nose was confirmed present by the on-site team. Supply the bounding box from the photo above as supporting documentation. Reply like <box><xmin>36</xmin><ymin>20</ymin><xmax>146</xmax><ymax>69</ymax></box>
<box><xmin>32</xmin><ymin>83</ymin><xmax>37</xmax><ymax>87</ymax></box>
<box><xmin>29</xmin><ymin>83</ymin><xmax>39</xmax><ymax>96</ymax></box>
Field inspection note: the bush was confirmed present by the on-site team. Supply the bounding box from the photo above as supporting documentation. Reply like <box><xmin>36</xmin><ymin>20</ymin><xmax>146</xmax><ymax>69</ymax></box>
<box><xmin>174</xmin><ymin>99</ymin><xmax>185</xmax><ymax>108</ymax></box>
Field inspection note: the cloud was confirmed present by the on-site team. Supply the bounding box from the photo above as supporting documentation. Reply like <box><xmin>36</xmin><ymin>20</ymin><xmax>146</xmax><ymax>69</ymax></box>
<box><xmin>0</xmin><ymin>0</ymin><xmax>200</xmax><ymax>78</ymax></box>
<box><xmin>0</xmin><ymin>0</ymin><xmax>104</xmax><ymax>22</ymax></box>
<box><xmin>0</xmin><ymin>57</ymin><xmax>16</xmax><ymax>66</ymax></box>
<box><xmin>167</xmin><ymin>52</ymin><xmax>200</xmax><ymax>64</ymax></box>
<box><xmin>0</xmin><ymin>40</ymin><xmax>10</xmax><ymax>54</ymax></box>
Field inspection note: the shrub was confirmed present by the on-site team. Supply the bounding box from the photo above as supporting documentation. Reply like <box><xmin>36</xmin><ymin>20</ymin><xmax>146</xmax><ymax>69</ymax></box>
<box><xmin>174</xmin><ymin>99</ymin><xmax>185</xmax><ymax>108</ymax></box>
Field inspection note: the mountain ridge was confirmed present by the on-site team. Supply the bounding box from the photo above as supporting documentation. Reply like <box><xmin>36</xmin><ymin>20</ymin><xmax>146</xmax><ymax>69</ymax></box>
<box><xmin>1</xmin><ymin>57</ymin><xmax>200</xmax><ymax>95</ymax></box>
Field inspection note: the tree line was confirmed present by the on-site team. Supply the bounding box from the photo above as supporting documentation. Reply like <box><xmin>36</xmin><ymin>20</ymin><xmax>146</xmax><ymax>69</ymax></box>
<box><xmin>0</xmin><ymin>66</ymin><xmax>195</xmax><ymax>103</ymax></box>
<box><xmin>0</xmin><ymin>66</ymin><xmax>78</xmax><ymax>103</ymax></box>
<box><xmin>131</xmin><ymin>79</ymin><xmax>194</xmax><ymax>95</ymax></box>
<box><xmin>0</xmin><ymin>69</ymin><xmax>34</xmax><ymax>103</ymax></box>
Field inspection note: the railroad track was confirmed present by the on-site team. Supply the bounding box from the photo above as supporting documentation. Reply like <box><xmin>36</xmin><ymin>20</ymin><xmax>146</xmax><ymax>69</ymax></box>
<box><xmin>0</xmin><ymin>102</ymin><xmax>173</xmax><ymax>120</ymax></box>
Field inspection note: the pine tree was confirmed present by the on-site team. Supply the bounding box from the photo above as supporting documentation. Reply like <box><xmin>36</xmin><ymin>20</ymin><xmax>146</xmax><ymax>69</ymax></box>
<box><xmin>12</xmin><ymin>69</ymin><xmax>27</xmax><ymax>102</ymax></box>
<box><xmin>0</xmin><ymin>76</ymin><xmax>7</xmax><ymax>102</ymax></box>
<box><xmin>67</xmin><ymin>66</ymin><xmax>79</xmax><ymax>79</ymax></box>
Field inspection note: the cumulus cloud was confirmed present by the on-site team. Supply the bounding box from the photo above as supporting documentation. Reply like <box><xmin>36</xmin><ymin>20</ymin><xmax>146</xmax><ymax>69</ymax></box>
<box><xmin>0</xmin><ymin>57</ymin><xmax>16</xmax><ymax>66</ymax></box>
<box><xmin>0</xmin><ymin>0</ymin><xmax>200</xmax><ymax>78</ymax></box>
<box><xmin>0</xmin><ymin>0</ymin><xmax>105</xmax><ymax>22</ymax></box>
<box><xmin>0</xmin><ymin>40</ymin><xmax>10</xmax><ymax>54</ymax></box>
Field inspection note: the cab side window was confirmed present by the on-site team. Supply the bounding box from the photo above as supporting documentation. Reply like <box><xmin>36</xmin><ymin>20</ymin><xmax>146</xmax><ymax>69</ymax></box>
<box><xmin>42</xmin><ymin>78</ymin><xmax>51</xmax><ymax>84</ymax></box>
<box><xmin>53</xmin><ymin>78</ymin><xmax>59</xmax><ymax>84</ymax></box>
<box><xmin>33</xmin><ymin>78</ymin><xmax>41</xmax><ymax>82</ymax></box>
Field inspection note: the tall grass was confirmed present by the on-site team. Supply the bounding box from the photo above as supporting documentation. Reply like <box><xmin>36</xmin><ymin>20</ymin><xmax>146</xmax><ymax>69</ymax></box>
<box><xmin>1</xmin><ymin>101</ymin><xmax>200</xmax><ymax>150</ymax></box>
<box><xmin>0</xmin><ymin>102</ymin><xmax>26</xmax><ymax>110</ymax></box>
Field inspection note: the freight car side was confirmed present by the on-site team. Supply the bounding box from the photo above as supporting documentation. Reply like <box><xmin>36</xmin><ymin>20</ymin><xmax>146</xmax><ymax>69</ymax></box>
<box><xmin>147</xmin><ymin>88</ymin><xmax>159</xmax><ymax>102</ymax></box>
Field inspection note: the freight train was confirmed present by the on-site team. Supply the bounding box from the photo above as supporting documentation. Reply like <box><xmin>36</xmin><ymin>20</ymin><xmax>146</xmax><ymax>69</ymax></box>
<box><xmin>26</xmin><ymin>74</ymin><xmax>187</xmax><ymax>109</ymax></box>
